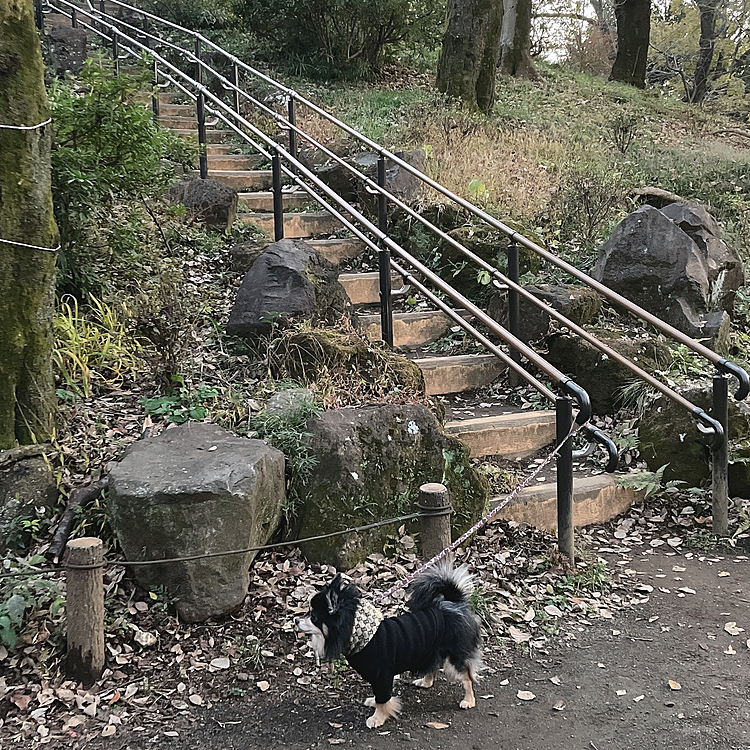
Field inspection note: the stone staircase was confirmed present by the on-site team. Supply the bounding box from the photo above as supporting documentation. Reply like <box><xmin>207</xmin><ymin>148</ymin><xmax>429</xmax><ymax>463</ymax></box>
<box><xmin>149</xmin><ymin>90</ymin><xmax>637</xmax><ymax>532</ymax></box>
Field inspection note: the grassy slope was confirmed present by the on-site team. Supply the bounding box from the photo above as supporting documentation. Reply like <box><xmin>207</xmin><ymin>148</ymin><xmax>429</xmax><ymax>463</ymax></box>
<box><xmin>299</xmin><ymin>63</ymin><xmax>750</xmax><ymax>269</ymax></box>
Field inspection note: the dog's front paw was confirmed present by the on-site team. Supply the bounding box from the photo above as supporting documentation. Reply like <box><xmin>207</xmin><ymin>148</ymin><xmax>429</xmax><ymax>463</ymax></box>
<box><xmin>366</xmin><ymin>713</ymin><xmax>386</xmax><ymax>729</ymax></box>
<box><xmin>413</xmin><ymin>675</ymin><xmax>434</xmax><ymax>689</ymax></box>
<box><xmin>363</xmin><ymin>696</ymin><xmax>376</xmax><ymax>708</ymax></box>
<box><xmin>460</xmin><ymin>696</ymin><xmax>476</xmax><ymax>709</ymax></box>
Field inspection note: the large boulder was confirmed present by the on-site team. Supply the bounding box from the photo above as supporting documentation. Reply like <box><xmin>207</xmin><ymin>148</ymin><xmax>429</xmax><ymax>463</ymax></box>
<box><xmin>168</xmin><ymin>177</ymin><xmax>237</xmax><ymax>231</ymax></box>
<box><xmin>0</xmin><ymin>448</ymin><xmax>57</xmax><ymax>554</ymax></box>
<box><xmin>639</xmin><ymin>386</ymin><xmax>750</xmax><ymax>495</ymax></box>
<box><xmin>488</xmin><ymin>284</ymin><xmax>602</xmax><ymax>343</ymax></box>
<box><xmin>296</xmin><ymin>404</ymin><xmax>489</xmax><ymax>568</ymax></box>
<box><xmin>226</xmin><ymin>239</ymin><xmax>350</xmax><ymax>338</ymax></box>
<box><xmin>592</xmin><ymin>205</ymin><xmax>711</xmax><ymax>338</ymax></box>
<box><xmin>660</xmin><ymin>203</ymin><xmax>745</xmax><ymax>311</ymax></box>
<box><xmin>545</xmin><ymin>328</ymin><xmax>671</xmax><ymax>415</ymax></box>
<box><xmin>108</xmin><ymin>423</ymin><xmax>285</xmax><ymax>622</ymax></box>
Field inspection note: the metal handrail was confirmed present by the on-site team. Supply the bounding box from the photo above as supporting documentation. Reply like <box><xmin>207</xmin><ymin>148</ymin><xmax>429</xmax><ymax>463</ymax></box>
<box><xmin>40</xmin><ymin>0</ymin><xmax>744</xmax><ymax>542</ymax></box>
<box><xmin>89</xmin><ymin>0</ymin><xmax>750</xmax><ymax>401</ymax></box>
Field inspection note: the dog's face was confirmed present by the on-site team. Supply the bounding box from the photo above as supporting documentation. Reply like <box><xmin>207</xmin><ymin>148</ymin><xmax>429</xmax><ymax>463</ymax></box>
<box><xmin>295</xmin><ymin>574</ymin><xmax>359</xmax><ymax>662</ymax></box>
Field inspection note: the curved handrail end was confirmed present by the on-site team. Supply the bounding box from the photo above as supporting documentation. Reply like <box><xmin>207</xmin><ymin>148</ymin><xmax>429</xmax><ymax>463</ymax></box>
<box><xmin>717</xmin><ymin>358</ymin><xmax>750</xmax><ymax>401</ymax></box>
<box><xmin>559</xmin><ymin>377</ymin><xmax>592</xmax><ymax>426</ymax></box>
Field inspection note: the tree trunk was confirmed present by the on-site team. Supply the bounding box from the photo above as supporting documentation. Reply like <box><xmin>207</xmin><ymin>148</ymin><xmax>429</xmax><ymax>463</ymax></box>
<box><xmin>590</xmin><ymin>0</ymin><xmax>617</xmax><ymax>58</ymax></box>
<box><xmin>437</xmin><ymin>0</ymin><xmax>504</xmax><ymax>114</ymax></box>
<box><xmin>609</xmin><ymin>0</ymin><xmax>651</xmax><ymax>88</ymax></box>
<box><xmin>0</xmin><ymin>0</ymin><xmax>58</xmax><ymax>449</ymax></box>
<box><xmin>498</xmin><ymin>0</ymin><xmax>538</xmax><ymax>80</ymax></box>
<box><xmin>691</xmin><ymin>0</ymin><xmax>721</xmax><ymax>103</ymax></box>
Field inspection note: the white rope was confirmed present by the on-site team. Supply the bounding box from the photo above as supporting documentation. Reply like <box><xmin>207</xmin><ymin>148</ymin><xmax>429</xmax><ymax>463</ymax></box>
<box><xmin>0</xmin><ymin>237</ymin><xmax>60</xmax><ymax>253</ymax></box>
<box><xmin>0</xmin><ymin>118</ymin><xmax>52</xmax><ymax>131</ymax></box>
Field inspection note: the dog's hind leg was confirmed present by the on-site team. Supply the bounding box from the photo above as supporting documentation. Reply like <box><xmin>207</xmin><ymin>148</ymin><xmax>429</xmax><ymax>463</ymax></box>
<box><xmin>413</xmin><ymin>672</ymin><xmax>436</xmax><ymax>689</ymax></box>
<box><xmin>459</xmin><ymin>672</ymin><xmax>476</xmax><ymax>709</ymax></box>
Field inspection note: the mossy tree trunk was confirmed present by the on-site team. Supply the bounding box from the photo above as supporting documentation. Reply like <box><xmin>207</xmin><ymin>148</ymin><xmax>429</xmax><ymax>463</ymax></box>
<box><xmin>690</xmin><ymin>0</ymin><xmax>721</xmax><ymax>103</ymax></box>
<box><xmin>609</xmin><ymin>0</ymin><xmax>651</xmax><ymax>88</ymax></box>
<box><xmin>498</xmin><ymin>0</ymin><xmax>538</xmax><ymax>81</ymax></box>
<box><xmin>436</xmin><ymin>0</ymin><xmax>504</xmax><ymax>114</ymax></box>
<box><xmin>0</xmin><ymin>0</ymin><xmax>58</xmax><ymax>449</ymax></box>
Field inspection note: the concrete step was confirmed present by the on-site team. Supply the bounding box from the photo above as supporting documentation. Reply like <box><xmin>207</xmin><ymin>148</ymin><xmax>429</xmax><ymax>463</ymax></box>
<box><xmin>415</xmin><ymin>354</ymin><xmax>506</xmax><ymax>396</ymax></box>
<box><xmin>358</xmin><ymin>310</ymin><xmax>461</xmax><ymax>347</ymax></box>
<box><xmin>193</xmin><ymin>170</ymin><xmax>273</xmax><ymax>191</ymax></box>
<box><xmin>206</xmin><ymin>144</ymin><xmax>239</xmax><ymax>155</ymax></box>
<box><xmin>238</xmin><ymin>191</ymin><xmax>310</xmax><ymax>212</ymax></box>
<box><xmin>339</xmin><ymin>272</ymin><xmax>402</xmax><ymax>305</ymax></box>
<box><xmin>173</xmin><ymin>129</ymin><xmax>236</xmax><ymax>144</ymax></box>
<box><xmin>160</xmin><ymin>116</ymin><xmax>199</xmax><ymax>129</ymax></box>
<box><xmin>308</xmin><ymin>238</ymin><xmax>366</xmax><ymax>265</ymax></box>
<box><xmin>241</xmin><ymin>212</ymin><xmax>343</xmax><ymax>238</ymax></box>
<box><xmin>446</xmin><ymin>411</ymin><xmax>556</xmax><ymax>459</ymax></box>
<box><xmin>492</xmin><ymin>474</ymin><xmax>641</xmax><ymax>533</ymax></box>
<box><xmin>158</xmin><ymin>104</ymin><xmax>196</xmax><ymax>117</ymax></box>
<box><xmin>210</xmin><ymin>155</ymin><xmax>264</xmax><ymax>171</ymax></box>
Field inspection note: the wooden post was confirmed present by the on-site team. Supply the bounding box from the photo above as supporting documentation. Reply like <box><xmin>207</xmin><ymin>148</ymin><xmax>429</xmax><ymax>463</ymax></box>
<box><xmin>65</xmin><ymin>537</ymin><xmax>105</xmax><ymax>686</ymax></box>
<box><xmin>417</xmin><ymin>483</ymin><xmax>452</xmax><ymax>560</ymax></box>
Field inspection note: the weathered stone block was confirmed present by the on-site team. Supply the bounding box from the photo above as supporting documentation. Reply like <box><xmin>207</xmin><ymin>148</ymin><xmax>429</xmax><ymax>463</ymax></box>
<box><xmin>168</xmin><ymin>177</ymin><xmax>237</xmax><ymax>231</ymax></box>
<box><xmin>296</xmin><ymin>404</ymin><xmax>489</xmax><ymax>568</ymax></box>
<box><xmin>108</xmin><ymin>423</ymin><xmax>285</xmax><ymax>622</ymax></box>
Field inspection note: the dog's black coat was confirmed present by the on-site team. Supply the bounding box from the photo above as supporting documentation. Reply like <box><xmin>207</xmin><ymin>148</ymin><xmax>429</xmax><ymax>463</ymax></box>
<box><xmin>307</xmin><ymin>563</ymin><xmax>481</xmax><ymax>705</ymax></box>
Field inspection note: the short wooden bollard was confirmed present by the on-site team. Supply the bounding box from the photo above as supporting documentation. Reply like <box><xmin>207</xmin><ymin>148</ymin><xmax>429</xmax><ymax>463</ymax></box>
<box><xmin>417</xmin><ymin>483</ymin><xmax>452</xmax><ymax>560</ymax></box>
<box><xmin>65</xmin><ymin>537</ymin><xmax>105</xmax><ymax>686</ymax></box>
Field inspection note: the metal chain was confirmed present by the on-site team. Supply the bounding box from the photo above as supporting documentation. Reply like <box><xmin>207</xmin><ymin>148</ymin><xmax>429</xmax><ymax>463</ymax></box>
<box><xmin>372</xmin><ymin>418</ymin><xmax>586</xmax><ymax>603</ymax></box>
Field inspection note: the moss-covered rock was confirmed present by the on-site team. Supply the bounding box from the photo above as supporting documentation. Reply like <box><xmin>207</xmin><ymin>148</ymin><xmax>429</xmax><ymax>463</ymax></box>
<box><xmin>639</xmin><ymin>385</ymin><xmax>750</xmax><ymax>493</ymax></box>
<box><xmin>545</xmin><ymin>327</ymin><xmax>672</xmax><ymax>414</ymax></box>
<box><xmin>296</xmin><ymin>404</ymin><xmax>489</xmax><ymax>568</ymax></box>
<box><xmin>268</xmin><ymin>328</ymin><xmax>425</xmax><ymax>398</ymax></box>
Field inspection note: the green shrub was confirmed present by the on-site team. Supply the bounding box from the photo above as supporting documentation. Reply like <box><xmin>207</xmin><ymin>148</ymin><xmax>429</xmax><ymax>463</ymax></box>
<box><xmin>50</xmin><ymin>54</ymin><xmax>194</xmax><ymax>296</ymax></box>
<box><xmin>234</xmin><ymin>0</ymin><xmax>443</xmax><ymax>79</ymax></box>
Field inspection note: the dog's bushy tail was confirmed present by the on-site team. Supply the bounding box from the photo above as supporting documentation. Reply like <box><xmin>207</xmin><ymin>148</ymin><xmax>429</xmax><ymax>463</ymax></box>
<box><xmin>406</xmin><ymin>559</ymin><xmax>474</xmax><ymax>612</ymax></box>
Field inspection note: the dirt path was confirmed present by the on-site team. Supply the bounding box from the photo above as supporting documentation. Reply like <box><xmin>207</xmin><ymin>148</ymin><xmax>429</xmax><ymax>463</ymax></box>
<box><xmin>86</xmin><ymin>549</ymin><xmax>750</xmax><ymax>750</ymax></box>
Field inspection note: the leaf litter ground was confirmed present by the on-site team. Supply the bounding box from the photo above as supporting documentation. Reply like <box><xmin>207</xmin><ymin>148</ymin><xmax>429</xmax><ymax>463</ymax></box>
<box><xmin>4</xmin><ymin>485</ymin><xmax>750</xmax><ymax>749</ymax></box>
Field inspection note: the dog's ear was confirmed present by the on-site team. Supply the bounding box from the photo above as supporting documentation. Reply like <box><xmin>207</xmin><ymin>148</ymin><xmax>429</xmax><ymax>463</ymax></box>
<box><xmin>326</xmin><ymin>574</ymin><xmax>343</xmax><ymax>614</ymax></box>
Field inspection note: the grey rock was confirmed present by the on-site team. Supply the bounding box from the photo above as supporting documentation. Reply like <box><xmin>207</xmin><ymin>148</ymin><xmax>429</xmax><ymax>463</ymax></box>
<box><xmin>0</xmin><ymin>453</ymin><xmax>57</xmax><ymax>554</ymax></box>
<box><xmin>296</xmin><ymin>404</ymin><xmax>488</xmax><ymax>568</ymax></box>
<box><xmin>226</xmin><ymin>239</ymin><xmax>350</xmax><ymax>338</ymax></box>
<box><xmin>639</xmin><ymin>385</ymin><xmax>750</xmax><ymax>494</ymax></box>
<box><xmin>108</xmin><ymin>422</ymin><xmax>285</xmax><ymax>622</ymax></box>
<box><xmin>592</xmin><ymin>205</ymin><xmax>711</xmax><ymax>338</ymax></box>
<box><xmin>265</xmin><ymin>388</ymin><xmax>315</xmax><ymax>421</ymax></box>
<box><xmin>660</xmin><ymin>203</ymin><xmax>745</xmax><ymax>311</ymax></box>
<box><xmin>230</xmin><ymin>238</ymin><xmax>271</xmax><ymax>274</ymax></box>
<box><xmin>489</xmin><ymin>284</ymin><xmax>601</xmax><ymax>343</ymax></box>
<box><xmin>45</xmin><ymin>25</ymin><xmax>88</xmax><ymax>76</ymax></box>
<box><xmin>168</xmin><ymin>177</ymin><xmax>237</xmax><ymax>231</ymax></box>
<box><xmin>545</xmin><ymin>328</ymin><xmax>672</xmax><ymax>415</ymax></box>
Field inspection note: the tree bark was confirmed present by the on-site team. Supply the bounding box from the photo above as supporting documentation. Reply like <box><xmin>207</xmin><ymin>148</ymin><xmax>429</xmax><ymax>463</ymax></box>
<box><xmin>0</xmin><ymin>0</ymin><xmax>58</xmax><ymax>449</ymax></box>
<box><xmin>690</xmin><ymin>0</ymin><xmax>721</xmax><ymax>103</ymax></box>
<box><xmin>498</xmin><ymin>0</ymin><xmax>538</xmax><ymax>80</ymax></box>
<box><xmin>609</xmin><ymin>0</ymin><xmax>651</xmax><ymax>88</ymax></box>
<box><xmin>437</xmin><ymin>0</ymin><xmax>504</xmax><ymax>114</ymax></box>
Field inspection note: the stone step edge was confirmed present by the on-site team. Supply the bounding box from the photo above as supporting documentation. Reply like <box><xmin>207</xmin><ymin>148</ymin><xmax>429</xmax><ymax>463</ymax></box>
<box><xmin>490</xmin><ymin>474</ymin><xmax>643</xmax><ymax>533</ymax></box>
<box><xmin>446</xmin><ymin>410</ymin><xmax>557</xmax><ymax>459</ymax></box>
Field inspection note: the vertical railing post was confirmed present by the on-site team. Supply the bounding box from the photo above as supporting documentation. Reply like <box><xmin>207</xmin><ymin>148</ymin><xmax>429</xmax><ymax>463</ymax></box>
<box><xmin>197</xmin><ymin>92</ymin><xmax>208</xmax><ymax>179</ymax></box>
<box><xmin>71</xmin><ymin>8</ymin><xmax>78</xmax><ymax>28</ymax></box>
<box><xmin>34</xmin><ymin>0</ymin><xmax>43</xmax><ymax>30</ymax></box>
<box><xmin>194</xmin><ymin>37</ymin><xmax>202</xmax><ymax>86</ymax></box>
<box><xmin>98</xmin><ymin>0</ymin><xmax>105</xmax><ymax>35</ymax></box>
<box><xmin>151</xmin><ymin>60</ymin><xmax>160</xmax><ymax>123</ymax></box>
<box><xmin>377</xmin><ymin>155</ymin><xmax>394</xmax><ymax>347</ymax></box>
<box><xmin>287</xmin><ymin>95</ymin><xmax>298</xmax><ymax>166</ymax></box>
<box><xmin>507</xmin><ymin>241</ymin><xmax>521</xmax><ymax>385</ymax></box>
<box><xmin>112</xmin><ymin>30</ymin><xmax>120</xmax><ymax>75</ymax></box>
<box><xmin>712</xmin><ymin>372</ymin><xmax>729</xmax><ymax>537</ymax></box>
<box><xmin>556</xmin><ymin>395</ymin><xmax>575</xmax><ymax>565</ymax></box>
<box><xmin>231</xmin><ymin>62</ymin><xmax>240</xmax><ymax>114</ymax></box>
<box><xmin>272</xmin><ymin>151</ymin><xmax>284</xmax><ymax>241</ymax></box>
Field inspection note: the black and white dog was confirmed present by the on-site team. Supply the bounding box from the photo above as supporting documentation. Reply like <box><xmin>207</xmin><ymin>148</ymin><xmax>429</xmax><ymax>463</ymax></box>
<box><xmin>296</xmin><ymin>561</ymin><xmax>482</xmax><ymax>728</ymax></box>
